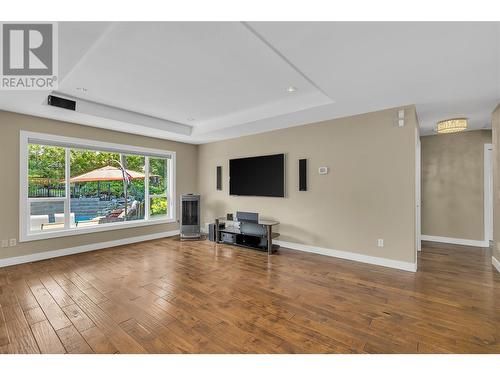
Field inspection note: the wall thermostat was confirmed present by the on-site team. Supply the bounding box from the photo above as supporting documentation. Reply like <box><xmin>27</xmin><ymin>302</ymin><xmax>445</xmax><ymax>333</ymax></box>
<box><xmin>318</xmin><ymin>166</ymin><xmax>329</xmax><ymax>175</ymax></box>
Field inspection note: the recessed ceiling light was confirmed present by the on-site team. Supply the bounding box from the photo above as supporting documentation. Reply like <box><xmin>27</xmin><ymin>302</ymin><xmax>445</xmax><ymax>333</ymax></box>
<box><xmin>286</xmin><ymin>86</ymin><xmax>297</xmax><ymax>93</ymax></box>
<box><xmin>76</xmin><ymin>87</ymin><xmax>88</xmax><ymax>93</ymax></box>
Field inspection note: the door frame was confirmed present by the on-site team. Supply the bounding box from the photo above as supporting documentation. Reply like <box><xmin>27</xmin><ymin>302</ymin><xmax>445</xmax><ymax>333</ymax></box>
<box><xmin>416</xmin><ymin>128</ymin><xmax>422</xmax><ymax>254</ymax></box>
<box><xmin>484</xmin><ymin>144</ymin><xmax>493</xmax><ymax>242</ymax></box>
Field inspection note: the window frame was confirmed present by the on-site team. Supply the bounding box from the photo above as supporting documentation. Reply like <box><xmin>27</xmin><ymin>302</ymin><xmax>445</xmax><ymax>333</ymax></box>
<box><xmin>147</xmin><ymin>156</ymin><xmax>169</xmax><ymax>219</ymax></box>
<box><xmin>20</xmin><ymin>131</ymin><xmax>176</xmax><ymax>242</ymax></box>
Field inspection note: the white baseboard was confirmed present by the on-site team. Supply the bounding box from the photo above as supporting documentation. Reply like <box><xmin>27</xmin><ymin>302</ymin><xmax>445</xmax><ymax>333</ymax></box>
<box><xmin>421</xmin><ymin>235</ymin><xmax>489</xmax><ymax>248</ymax></box>
<box><xmin>274</xmin><ymin>240</ymin><xmax>417</xmax><ymax>272</ymax></box>
<box><xmin>492</xmin><ymin>257</ymin><xmax>500</xmax><ymax>273</ymax></box>
<box><xmin>0</xmin><ymin>230</ymin><xmax>180</xmax><ymax>268</ymax></box>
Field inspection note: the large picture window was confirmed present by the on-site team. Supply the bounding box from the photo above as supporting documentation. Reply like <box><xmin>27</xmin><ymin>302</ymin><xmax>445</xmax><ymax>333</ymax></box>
<box><xmin>20</xmin><ymin>131</ymin><xmax>175</xmax><ymax>242</ymax></box>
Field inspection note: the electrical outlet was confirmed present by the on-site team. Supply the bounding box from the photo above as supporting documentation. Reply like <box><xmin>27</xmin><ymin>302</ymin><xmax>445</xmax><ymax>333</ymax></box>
<box><xmin>9</xmin><ymin>238</ymin><xmax>16</xmax><ymax>247</ymax></box>
<box><xmin>377</xmin><ymin>239</ymin><xmax>384</xmax><ymax>247</ymax></box>
<box><xmin>1</xmin><ymin>239</ymin><xmax>8</xmax><ymax>248</ymax></box>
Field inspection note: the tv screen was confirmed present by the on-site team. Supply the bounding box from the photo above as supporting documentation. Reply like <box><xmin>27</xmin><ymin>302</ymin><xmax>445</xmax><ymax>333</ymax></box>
<box><xmin>229</xmin><ymin>154</ymin><xmax>285</xmax><ymax>197</ymax></box>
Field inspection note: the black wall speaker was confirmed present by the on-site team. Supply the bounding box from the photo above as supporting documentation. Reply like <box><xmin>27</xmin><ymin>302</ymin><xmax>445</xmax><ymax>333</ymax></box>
<box><xmin>299</xmin><ymin>159</ymin><xmax>307</xmax><ymax>191</ymax></box>
<box><xmin>216</xmin><ymin>166</ymin><xmax>222</xmax><ymax>190</ymax></box>
<box><xmin>47</xmin><ymin>95</ymin><xmax>76</xmax><ymax>111</ymax></box>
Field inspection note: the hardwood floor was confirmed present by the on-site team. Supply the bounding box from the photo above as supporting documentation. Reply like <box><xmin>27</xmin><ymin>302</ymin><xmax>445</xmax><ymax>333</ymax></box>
<box><xmin>0</xmin><ymin>237</ymin><xmax>499</xmax><ymax>353</ymax></box>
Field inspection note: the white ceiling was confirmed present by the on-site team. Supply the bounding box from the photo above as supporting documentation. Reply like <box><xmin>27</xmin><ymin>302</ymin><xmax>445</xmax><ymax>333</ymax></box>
<box><xmin>0</xmin><ymin>22</ymin><xmax>498</xmax><ymax>143</ymax></box>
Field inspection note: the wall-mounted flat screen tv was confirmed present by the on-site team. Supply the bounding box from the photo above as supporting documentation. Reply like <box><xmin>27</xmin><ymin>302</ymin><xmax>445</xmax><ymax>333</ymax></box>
<box><xmin>229</xmin><ymin>154</ymin><xmax>285</xmax><ymax>197</ymax></box>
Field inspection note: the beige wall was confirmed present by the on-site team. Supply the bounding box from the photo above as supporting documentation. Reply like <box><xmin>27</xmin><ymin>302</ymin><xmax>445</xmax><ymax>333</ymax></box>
<box><xmin>0</xmin><ymin>110</ymin><xmax>198</xmax><ymax>260</ymax></box>
<box><xmin>492</xmin><ymin>104</ymin><xmax>500</xmax><ymax>261</ymax></box>
<box><xmin>0</xmin><ymin>107</ymin><xmax>419</xmax><ymax>265</ymax></box>
<box><xmin>421</xmin><ymin>130</ymin><xmax>492</xmax><ymax>241</ymax></box>
<box><xmin>198</xmin><ymin>106</ymin><xmax>418</xmax><ymax>264</ymax></box>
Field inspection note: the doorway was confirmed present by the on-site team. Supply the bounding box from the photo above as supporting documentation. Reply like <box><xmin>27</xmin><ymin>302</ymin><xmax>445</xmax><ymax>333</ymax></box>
<box><xmin>484</xmin><ymin>144</ymin><xmax>493</xmax><ymax>242</ymax></box>
<box><xmin>416</xmin><ymin>128</ymin><xmax>422</xmax><ymax>255</ymax></box>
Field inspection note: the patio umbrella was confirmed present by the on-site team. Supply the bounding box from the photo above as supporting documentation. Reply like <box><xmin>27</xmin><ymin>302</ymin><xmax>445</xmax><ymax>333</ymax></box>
<box><xmin>69</xmin><ymin>165</ymin><xmax>146</xmax><ymax>183</ymax></box>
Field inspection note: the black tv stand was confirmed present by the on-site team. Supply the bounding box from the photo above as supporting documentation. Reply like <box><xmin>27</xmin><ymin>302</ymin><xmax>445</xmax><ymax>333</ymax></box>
<box><xmin>214</xmin><ymin>216</ymin><xmax>280</xmax><ymax>255</ymax></box>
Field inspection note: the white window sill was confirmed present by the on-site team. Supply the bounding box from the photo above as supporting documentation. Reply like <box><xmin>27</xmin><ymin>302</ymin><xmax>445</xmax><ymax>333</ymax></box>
<box><xmin>20</xmin><ymin>216</ymin><xmax>177</xmax><ymax>242</ymax></box>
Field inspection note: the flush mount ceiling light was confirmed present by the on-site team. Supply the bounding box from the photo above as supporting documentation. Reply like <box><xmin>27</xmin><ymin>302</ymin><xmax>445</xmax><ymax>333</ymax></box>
<box><xmin>286</xmin><ymin>86</ymin><xmax>297</xmax><ymax>93</ymax></box>
<box><xmin>436</xmin><ymin>118</ymin><xmax>468</xmax><ymax>134</ymax></box>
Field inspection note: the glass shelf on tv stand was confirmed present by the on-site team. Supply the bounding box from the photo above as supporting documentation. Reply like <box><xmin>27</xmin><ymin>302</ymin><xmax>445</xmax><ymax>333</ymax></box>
<box><xmin>214</xmin><ymin>217</ymin><xmax>280</xmax><ymax>254</ymax></box>
<box><xmin>215</xmin><ymin>217</ymin><xmax>279</xmax><ymax>227</ymax></box>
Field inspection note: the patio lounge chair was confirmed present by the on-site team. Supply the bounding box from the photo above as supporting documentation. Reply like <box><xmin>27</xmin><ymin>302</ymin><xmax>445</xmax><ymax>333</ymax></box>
<box><xmin>98</xmin><ymin>200</ymin><xmax>139</xmax><ymax>224</ymax></box>
<box><xmin>54</xmin><ymin>213</ymin><xmax>76</xmax><ymax>227</ymax></box>
<box><xmin>30</xmin><ymin>215</ymin><xmax>49</xmax><ymax>231</ymax></box>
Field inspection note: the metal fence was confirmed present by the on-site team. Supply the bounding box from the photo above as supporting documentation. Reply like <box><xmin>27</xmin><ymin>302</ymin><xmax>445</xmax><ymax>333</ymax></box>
<box><xmin>28</xmin><ymin>185</ymin><xmax>66</xmax><ymax>198</ymax></box>
<box><xmin>29</xmin><ymin>186</ymin><xmax>113</xmax><ymax>200</ymax></box>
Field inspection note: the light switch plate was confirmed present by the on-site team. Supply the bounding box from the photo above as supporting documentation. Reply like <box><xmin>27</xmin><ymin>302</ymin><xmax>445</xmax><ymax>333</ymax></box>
<box><xmin>9</xmin><ymin>238</ymin><xmax>16</xmax><ymax>247</ymax></box>
<box><xmin>1</xmin><ymin>239</ymin><xmax>8</xmax><ymax>248</ymax></box>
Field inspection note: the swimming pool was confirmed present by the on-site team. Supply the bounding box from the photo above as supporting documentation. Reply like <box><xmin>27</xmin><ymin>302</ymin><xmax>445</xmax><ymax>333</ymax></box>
<box><xmin>75</xmin><ymin>215</ymin><xmax>95</xmax><ymax>222</ymax></box>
